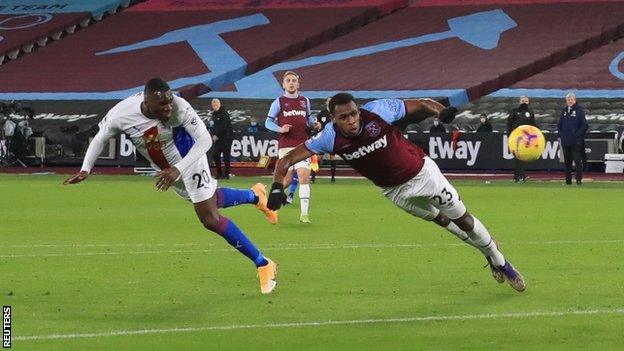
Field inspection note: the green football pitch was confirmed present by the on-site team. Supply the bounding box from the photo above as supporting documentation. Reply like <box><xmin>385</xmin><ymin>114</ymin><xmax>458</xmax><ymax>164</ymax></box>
<box><xmin>1</xmin><ymin>174</ymin><xmax>623</xmax><ymax>350</ymax></box>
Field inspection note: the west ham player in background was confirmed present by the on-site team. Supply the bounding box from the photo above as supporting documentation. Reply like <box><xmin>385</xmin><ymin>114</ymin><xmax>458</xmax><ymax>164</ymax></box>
<box><xmin>64</xmin><ymin>78</ymin><xmax>278</xmax><ymax>294</ymax></box>
<box><xmin>265</xmin><ymin>71</ymin><xmax>321</xmax><ymax>223</ymax></box>
<box><xmin>268</xmin><ymin>93</ymin><xmax>526</xmax><ymax>292</ymax></box>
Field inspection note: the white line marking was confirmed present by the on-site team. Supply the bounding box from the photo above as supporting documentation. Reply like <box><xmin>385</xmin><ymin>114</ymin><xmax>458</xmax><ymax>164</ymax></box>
<box><xmin>0</xmin><ymin>243</ymin><xmax>211</xmax><ymax>248</ymax></box>
<box><xmin>1</xmin><ymin>240</ymin><xmax>622</xmax><ymax>258</ymax></box>
<box><xmin>13</xmin><ymin>308</ymin><xmax>624</xmax><ymax>341</ymax></box>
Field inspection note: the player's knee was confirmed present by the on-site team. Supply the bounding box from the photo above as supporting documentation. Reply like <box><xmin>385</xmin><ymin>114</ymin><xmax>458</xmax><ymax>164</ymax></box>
<box><xmin>432</xmin><ymin>213</ymin><xmax>451</xmax><ymax>227</ymax></box>
<box><xmin>199</xmin><ymin>212</ymin><xmax>221</xmax><ymax>232</ymax></box>
<box><xmin>452</xmin><ymin>212</ymin><xmax>473</xmax><ymax>232</ymax></box>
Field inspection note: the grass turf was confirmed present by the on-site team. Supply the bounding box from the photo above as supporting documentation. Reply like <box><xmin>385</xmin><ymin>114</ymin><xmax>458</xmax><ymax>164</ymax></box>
<box><xmin>1</xmin><ymin>174</ymin><xmax>623</xmax><ymax>350</ymax></box>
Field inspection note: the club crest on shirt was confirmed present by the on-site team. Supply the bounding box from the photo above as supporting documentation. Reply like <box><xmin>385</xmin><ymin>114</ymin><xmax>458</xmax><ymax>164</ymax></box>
<box><xmin>191</xmin><ymin>116</ymin><xmax>198</xmax><ymax>125</ymax></box>
<box><xmin>299</xmin><ymin>100</ymin><xmax>307</xmax><ymax>109</ymax></box>
<box><xmin>365</xmin><ymin>121</ymin><xmax>381</xmax><ymax>137</ymax></box>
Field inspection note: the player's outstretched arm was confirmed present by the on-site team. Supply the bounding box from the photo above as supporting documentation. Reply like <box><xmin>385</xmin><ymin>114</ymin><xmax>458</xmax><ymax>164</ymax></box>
<box><xmin>63</xmin><ymin>171</ymin><xmax>89</xmax><ymax>185</ymax></box>
<box><xmin>403</xmin><ymin>99</ymin><xmax>457</xmax><ymax>124</ymax></box>
<box><xmin>62</xmin><ymin>130</ymin><xmax>110</xmax><ymax>185</ymax></box>
<box><xmin>268</xmin><ymin>144</ymin><xmax>313</xmax><ymax>210</ymax></box>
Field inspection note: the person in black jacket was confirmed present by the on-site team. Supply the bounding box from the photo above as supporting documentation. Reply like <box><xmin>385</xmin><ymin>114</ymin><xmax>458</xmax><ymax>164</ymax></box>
<box><xmin>507</xmin><ymin>96</ymin><xmax>536</xmax><ymax>182</ymax></box>
<box><xmin>557</xmin><ymin>93</ymin><xmax>588</xmax><ymax>185</ymax></box>
<box><xmin>211</xmin><ymin>98</ymin><xmax>233</xmax><ymax>179</ymax></box>
<box><xmin>429</xmin><ymin>118</ymin><xmax>446</xmax><ymax>133</ymax></box>
<box><xmin>315</xmin><ymin>97</ymin><xmax>337</xmax><ymax>183</ymax></box>
<box><xmin>476</xmin><ymin>113</ymin><xmax>493</xmax><ymax>132</ymax></box>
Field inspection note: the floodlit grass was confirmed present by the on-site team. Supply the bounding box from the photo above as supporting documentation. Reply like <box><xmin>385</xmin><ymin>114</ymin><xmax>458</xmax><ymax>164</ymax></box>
<box><xmin>1</xmin><ymin>174</ymin><xmax>623</xmax><ymax>350</ymax></box>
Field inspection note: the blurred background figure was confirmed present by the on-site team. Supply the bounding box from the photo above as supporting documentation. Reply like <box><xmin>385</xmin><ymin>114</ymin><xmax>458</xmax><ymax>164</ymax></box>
<box><xmin>476</xmin><ymin>113</ymin><xmax>492</xmax><ymax>132</ymax></box>
<box><xmin>211</xmin><ymin>98</ymin><xmax>233</xmax><ymax>179</ymax></box>
<box><xmin>429</xmin><ymin>118</ymin><xmax>446</xmax><ymax>134</ymax></box>
<box><xmin>558</xmin><ymin>93</ymin><xmax>587</xmax><ymax>185</ymax></box>
<box><xmin>507</xmin><ymin>95</ymin><xmax>536</xmax><ymax>182</ymax></box>
<box><xmin>247</xmin><ymin>117</ymin><xmax>259</xmax><ymax>134</ymax></box>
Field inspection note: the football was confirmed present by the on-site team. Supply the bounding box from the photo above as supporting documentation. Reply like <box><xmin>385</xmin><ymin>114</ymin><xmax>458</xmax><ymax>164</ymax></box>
<box><xmin>508</xmin><ymin>125</ymin><xmax>546</xmax><ymax>162</ymax></box>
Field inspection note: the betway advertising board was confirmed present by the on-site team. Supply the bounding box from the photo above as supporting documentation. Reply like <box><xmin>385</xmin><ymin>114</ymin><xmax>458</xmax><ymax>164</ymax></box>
<box><xmin>116</xmin><ymin>131</ymin><xmax>567</xmax><ymax>171</ymax></box>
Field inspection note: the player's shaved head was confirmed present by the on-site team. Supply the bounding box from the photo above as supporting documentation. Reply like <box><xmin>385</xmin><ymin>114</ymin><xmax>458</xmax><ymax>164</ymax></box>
<box><xmin>144</xmin><ymin>78</ymin><xmax>171</xmax><ymax>95</ymax></box>
<box><xmin>142</xmin><ymin>78</ymin><xmax>174</xmax><ymax>122</ymax></box>
<box><xmin>329</xmin><ymin>93</ymin><xmax>361</xmax><ymax>137</ymax></box>
<box><xmin>329</xmin><ymin>93</ymin><xmax>356</xmax><ymax>114</ymax></box>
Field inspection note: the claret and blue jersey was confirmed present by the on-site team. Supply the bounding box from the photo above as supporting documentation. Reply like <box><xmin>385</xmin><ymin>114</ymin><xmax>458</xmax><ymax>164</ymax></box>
<box><xmin>305</xmin><ymin>99</ymin><xmax>426</xmax><ymax>187</ymax></box>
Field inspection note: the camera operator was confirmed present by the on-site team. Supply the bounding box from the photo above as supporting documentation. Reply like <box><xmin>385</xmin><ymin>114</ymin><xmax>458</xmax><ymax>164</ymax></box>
<box><xmin>1</xmin><ymin>101</ymin><xmax>35</xmax><ymax>165</ymax></box>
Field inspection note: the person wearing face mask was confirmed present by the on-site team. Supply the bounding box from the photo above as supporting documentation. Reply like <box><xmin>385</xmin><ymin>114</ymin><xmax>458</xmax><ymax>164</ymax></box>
<box><xmin>247</xmin><ymin>117</ymin><xmax>259</xmax><ymax>134</ymax></box>
<box><xmin>507</xmin><ymin>96</ymin><xmax>536</xmax><ymax>182</ymax></box>
<box><xmin>476</xmin><ymin>113</ymin><xmax>493</xmax><ymax>132</ymax></box>
<box><xmin>429</xmin><ymin>118</ymin><xmax>446</xmax><ymax>134</ymax></box>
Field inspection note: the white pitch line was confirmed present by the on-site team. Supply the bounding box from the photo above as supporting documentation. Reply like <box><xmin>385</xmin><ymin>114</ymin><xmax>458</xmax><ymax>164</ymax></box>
<box><xmin>1</xmin><ymin>240</ymin><xmax>623</xmax><ymax>259</ymax></box>
<box><xmin>13</xmin><ymin>308</ymin><xmax>624</xmax><ymax>341</ymax></box>
<box><xmin>0</xmin><ymin>243</ymin><xmax>212</xmax><ymax>248</ymax></box>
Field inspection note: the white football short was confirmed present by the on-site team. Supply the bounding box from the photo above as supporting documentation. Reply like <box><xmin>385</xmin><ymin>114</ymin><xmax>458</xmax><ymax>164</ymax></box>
<box><xmin>278</xmin><ymin>147</ymin><xmax>311</xmax><ymax>170</ymax></box>
<box><xmin>381</xmin><ymin>157</ymin><xmax>467</xmax><ymax>220</ymax></box>
<box><xmin>172</xmin><ymin>155</ymin><xmax>217</xmax><ymax>203</ymax></box>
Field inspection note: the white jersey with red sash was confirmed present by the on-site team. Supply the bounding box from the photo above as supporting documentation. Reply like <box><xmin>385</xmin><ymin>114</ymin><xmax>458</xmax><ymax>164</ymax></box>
<box><xmin>305</xmin><ymin>99</ymin><xmax>425</xmax><ymax>187</ymax></box>
<box><xmin>84</xmin><ymin>92</ymin><xmax>207</xmax><ymax>172</ymax></box>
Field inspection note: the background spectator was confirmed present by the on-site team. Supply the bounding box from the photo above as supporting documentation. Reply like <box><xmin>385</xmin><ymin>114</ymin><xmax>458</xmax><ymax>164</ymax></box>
<box><xmin>211</xmin><ymin>98</ymin><xmax>233</xmax><ymax>179</ymax></box>
<box><xmin>429</xmin><ymin>118</ymin><xmax>446</xmax><ymax>133</ymax></box>
<box><xmin>476</xmin><ymin>113</ymin><xmax>493</xmax><ymax>132</ymax></box>
<box><xmin>557</xmin><ymin>93</ymin><xmax>587</xmax><ymax>185</ymax></box>
<box><xmin>507</xmin><ymin>95</ymin><xmax>536</xmax><ymax>182</ymax></box>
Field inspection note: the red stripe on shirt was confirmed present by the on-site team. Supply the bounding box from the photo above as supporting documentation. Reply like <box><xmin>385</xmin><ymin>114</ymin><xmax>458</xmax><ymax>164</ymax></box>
<box><xmin>143</xmin><ymin>126</ymin><xmax>171</xmax><ymax>170</ymax></box>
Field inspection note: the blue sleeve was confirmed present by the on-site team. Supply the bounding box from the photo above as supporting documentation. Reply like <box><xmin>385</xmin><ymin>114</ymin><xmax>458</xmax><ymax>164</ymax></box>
<box><xmin>265</xmin><ymin>98</ymin><xmax>281</xmax><ymax>132</ymax></box>
<box><xmin>265</xmin><ymin>117</ymin><xmax>281</xmax><ymax>133</ymax></box>
<box><xmin>267</xmin><ymin>99</ymin><xmax>281</xmax><ymax>118</ymax></box>
<box><xmin>304</xmin><ymin>123</ymin><xmax>335</xmax><ymax>154</ymax></box>
<box><xmin>361</xmin><ymin>99</ymin><xmax>406</xmax><ymax>124</ymax></box>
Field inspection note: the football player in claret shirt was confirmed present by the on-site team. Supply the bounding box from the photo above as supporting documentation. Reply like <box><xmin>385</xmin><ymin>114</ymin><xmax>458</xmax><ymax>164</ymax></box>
<box><xmin>64</xmin><ymin>78</ymin><xmax>278</xmax><ymax>294</ymax></box>
<box><xmin>268</xmin><ymin>93</ymin><xmax>526</xmax><ymax>292</ymax></box>
<box><xmin>265</xmin><ymin>71</ymin><xmax>321</xmax><ymax>223</ymax></box>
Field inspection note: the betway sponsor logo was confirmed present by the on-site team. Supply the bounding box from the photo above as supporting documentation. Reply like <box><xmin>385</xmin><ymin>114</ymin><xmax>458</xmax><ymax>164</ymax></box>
<box><xmin>502</xmin><ymin>135</ymin><xmax>559</xmax><ymax>160</ymax></box>
<box><xmin>342</xmin><ymin>135</ymin><xmax>388</xmax><ymax>160</ymax></box>
<box><xmin>428</xmin><ymin>137</ymin><xmax>481</xmax><ymax>166</ymax></box>
<box><xmin>282</xmin><ymin>110</ymin><xmax>307</xmax><ymax>117</ymax></box>
<box><xmin>231</xmin><ymin>136</ymin><xmax>279</xmax><ymax>158</ymax></box>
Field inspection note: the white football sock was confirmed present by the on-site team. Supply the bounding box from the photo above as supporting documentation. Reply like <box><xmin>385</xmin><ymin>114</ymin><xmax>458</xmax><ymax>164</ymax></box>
<box><xmin>444</xmin><ymin>221</ymin><xmax>479</xmax><ymax>249</ymax></box>
<box><xmin>467</xmin><ymin>215</ymin><xmax>505</xmax><ymax>266</ymax></box>
<box><xmin>299</xmin><ymin>184</ymin><xmax>310</xmax><ymax>216</ymax></box>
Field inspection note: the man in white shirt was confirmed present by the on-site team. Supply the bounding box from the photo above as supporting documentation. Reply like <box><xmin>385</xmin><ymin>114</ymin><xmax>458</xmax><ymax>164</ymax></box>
<box><xmin>63</xmin><ymin>78</ymin><xmax>277</xmax><ymax>294</ymax></box>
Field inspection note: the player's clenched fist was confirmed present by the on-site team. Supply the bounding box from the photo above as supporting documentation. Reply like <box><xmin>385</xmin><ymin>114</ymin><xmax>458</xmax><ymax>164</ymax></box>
<box><xmin>267</xmin><ymin>182</ymin><xmax>286</xmax><ymax>211</ymax></box>
<box><xmin>439</xmin><ymin>107</ymin><xmax>458</xmax><ymax>123</ymax></box>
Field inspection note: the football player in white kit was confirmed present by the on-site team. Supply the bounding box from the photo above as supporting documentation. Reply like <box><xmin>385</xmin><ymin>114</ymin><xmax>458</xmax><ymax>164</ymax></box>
<box><xmin>64</xmin><ymin>79</ymin><xmax>278</xmax><ymax>294</ymax></box>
